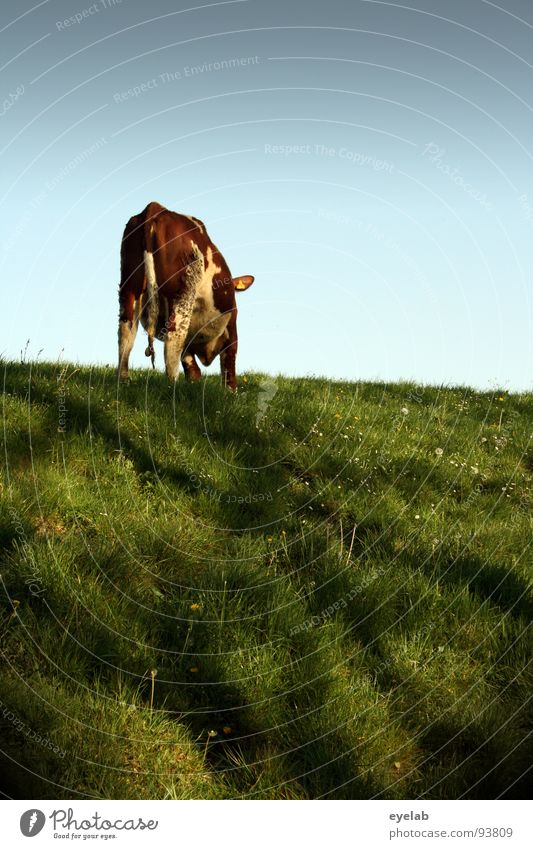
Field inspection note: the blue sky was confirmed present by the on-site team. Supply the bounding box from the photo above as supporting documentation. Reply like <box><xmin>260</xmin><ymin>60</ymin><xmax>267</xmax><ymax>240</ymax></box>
<box><xmin>1</xmin><ymin>0</ymin><xmax>532</xmax><ymax>389</ymax></box>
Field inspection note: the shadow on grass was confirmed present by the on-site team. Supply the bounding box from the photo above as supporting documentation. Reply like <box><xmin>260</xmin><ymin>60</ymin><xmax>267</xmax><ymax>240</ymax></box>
<box><xmin>3</xmin><ymin>365</ymin><xmax>294</xmax><ymax>532</ymax></box>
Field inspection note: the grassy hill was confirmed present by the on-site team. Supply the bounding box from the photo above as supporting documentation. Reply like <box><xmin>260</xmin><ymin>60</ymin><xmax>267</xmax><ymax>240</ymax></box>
<box><xmin>1</xmin><ymin>360</ymin><xmax>532</xmax><ymax>799</ymax></box>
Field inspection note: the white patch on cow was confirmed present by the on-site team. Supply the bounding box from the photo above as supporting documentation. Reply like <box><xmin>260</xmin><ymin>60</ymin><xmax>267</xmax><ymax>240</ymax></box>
<box><xmin>182</xmin><ymin>353</ymin><xmax>195</xmax><ymax>366</ymax></box>
<box><xmin>164</xmin><ymin>244</ymin><xmax>204</xmax><ymax>380</ymax></box>
<box><xmin>142</xmin><ymin>250</ymin><xmax>158</xmax><ymax>338</ymax></box>
<box><xmin>187</xmin><ymin>245</ymin><xmax>229</xmax><ymax>355</ymax></box>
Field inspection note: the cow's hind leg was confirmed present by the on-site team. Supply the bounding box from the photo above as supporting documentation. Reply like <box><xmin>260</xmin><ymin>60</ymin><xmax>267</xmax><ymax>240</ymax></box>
<box><xmin>118</xmin><ymin>298</ymin><xmax>140</xmax><ymax>382</ymax></box>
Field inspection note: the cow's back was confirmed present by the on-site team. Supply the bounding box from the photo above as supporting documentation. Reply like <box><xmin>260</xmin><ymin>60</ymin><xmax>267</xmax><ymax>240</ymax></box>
<box><xmin>148</xmin><ymin>208</ymin><xmax>207</xmax><ymax>292</ymax></box>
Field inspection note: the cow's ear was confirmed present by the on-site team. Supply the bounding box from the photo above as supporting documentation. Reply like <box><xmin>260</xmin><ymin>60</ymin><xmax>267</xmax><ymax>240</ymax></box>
<box><xmin>233</xmin><ymin>275</ymin><xmax>254</xmax><ymax>291</ymax></box>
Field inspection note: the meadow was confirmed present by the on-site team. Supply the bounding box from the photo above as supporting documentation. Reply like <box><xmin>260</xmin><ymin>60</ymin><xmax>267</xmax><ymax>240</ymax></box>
<box><xmin>1</xmin><ymin>360</ymin><xmax>531</xmax><ymax>799</ymax></box>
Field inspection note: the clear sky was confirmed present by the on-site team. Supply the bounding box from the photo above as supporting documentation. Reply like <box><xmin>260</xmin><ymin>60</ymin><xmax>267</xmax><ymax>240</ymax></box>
<box><xmin>1</xmin><ymin>0</ymin><xmax>532</xmax><ymax>390</ymax></box>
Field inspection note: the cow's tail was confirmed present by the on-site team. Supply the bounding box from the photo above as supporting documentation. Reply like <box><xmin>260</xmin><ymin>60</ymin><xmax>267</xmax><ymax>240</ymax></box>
<box><xmin>143</xmin><ymin>220</ymin><xmax>158</xmax><ymax>368</ymax></box>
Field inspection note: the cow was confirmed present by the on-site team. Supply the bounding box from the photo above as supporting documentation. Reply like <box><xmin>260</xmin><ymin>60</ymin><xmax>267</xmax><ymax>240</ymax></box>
<box><xmin>118</xmin><ymin>201</ymin><xmax>254</xmax><ymax>390</ymax></box>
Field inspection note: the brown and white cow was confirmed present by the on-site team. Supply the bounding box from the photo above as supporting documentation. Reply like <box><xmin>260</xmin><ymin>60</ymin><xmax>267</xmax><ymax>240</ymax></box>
<box><xmin>118</xmin><ymin>201</ymin><xmax>254</xmax><ymax>390</ymax></box>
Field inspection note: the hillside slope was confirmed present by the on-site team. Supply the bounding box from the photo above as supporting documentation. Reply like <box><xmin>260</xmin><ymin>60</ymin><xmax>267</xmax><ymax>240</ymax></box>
<box><xmin>1</xmin><ymin>361</ymin><xmax>532</xmax><ymax>799</ymax></box>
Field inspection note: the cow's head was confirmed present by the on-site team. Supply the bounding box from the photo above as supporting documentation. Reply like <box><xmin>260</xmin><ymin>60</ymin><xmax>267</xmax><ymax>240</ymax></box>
<box><xmin>191</xmin><ymin>274</ymin><xmax>254</xmax><ymax>366</ymax></box>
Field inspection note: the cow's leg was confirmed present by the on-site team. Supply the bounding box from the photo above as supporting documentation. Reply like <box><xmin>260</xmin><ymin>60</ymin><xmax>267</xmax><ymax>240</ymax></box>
<box><xmin>164</xmin><ymin>329</ymin><xmax>186</xmax><ymax>381</ymax></box>
<box><xmin>220</xmin><ymin>316</ymin><xmax>238</xmax><ymax>391</ymax></box>
<box><xmin>118</xmin><ymin>211</ymin><xmax>146</xmax><ymax>382</ymax></box>
<box><xmin>163</xmin><ymin>249</ymin><xmax>203</xmax><ymax>382</ymax></box>
<box><xmin>164</xmin><ymin>302</ymin><xmax>193</xmax><ymax>381</ymax></box>
<box><xmin>117</xmin><ymin>298</ymin><xmax>140</xmax><ymax>381</ymax></box>
<box><xmin>162</xmin><ymin>250</ymin><xmax>204</xmax><ymax>380</ymax></box>
<box><xmin>220</xmin><ymin>343</ymin><xmax>237</xmax><ymax>392</ymax></box>
<box><xmin>181</xmin><ymin>353</ymin><xmax>202</xmax><ymax>382</ymax></box>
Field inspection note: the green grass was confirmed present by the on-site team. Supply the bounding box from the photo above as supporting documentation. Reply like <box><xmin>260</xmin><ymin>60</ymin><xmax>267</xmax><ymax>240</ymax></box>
<box><xmin>1</xmin><ymin>360</ymin><xmax>531</xmax><ymax>799</ymax></box>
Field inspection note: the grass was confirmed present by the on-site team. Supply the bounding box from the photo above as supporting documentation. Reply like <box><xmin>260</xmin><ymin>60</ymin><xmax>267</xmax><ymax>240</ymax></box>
<box><xmin>0</xmin><ymin>359</ymin><xmax>531</xmax><ymax>799</ymax></box>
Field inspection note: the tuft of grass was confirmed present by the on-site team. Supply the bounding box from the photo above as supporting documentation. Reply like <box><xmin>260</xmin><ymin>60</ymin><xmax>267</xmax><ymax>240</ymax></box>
<box><xmin>0</xmin><ymin>361</ymin><xmax>531</xmax><ymax>799</ymax></box>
